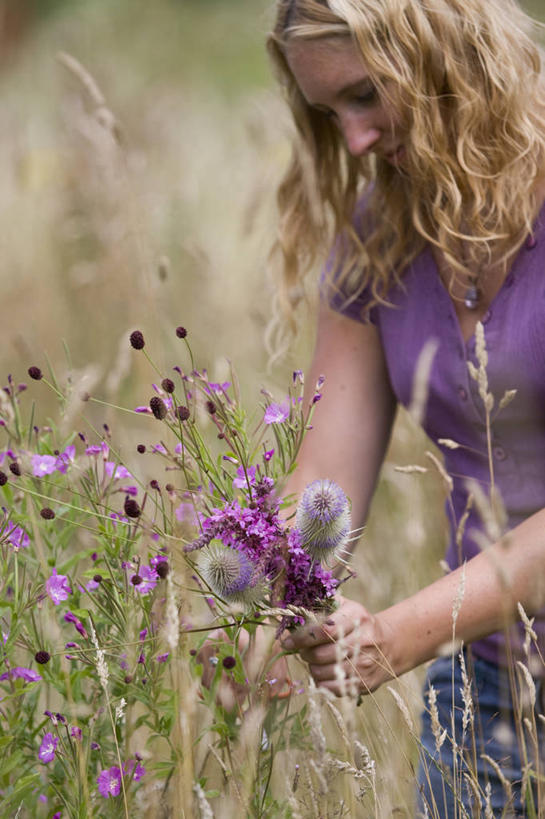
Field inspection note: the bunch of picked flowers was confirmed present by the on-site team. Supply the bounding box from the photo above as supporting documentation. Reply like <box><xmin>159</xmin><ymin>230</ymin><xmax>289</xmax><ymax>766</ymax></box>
<box><xmin>129</xmin><ymin>328</ymin><xmax>353</xmax><ymax>630</ymax></box>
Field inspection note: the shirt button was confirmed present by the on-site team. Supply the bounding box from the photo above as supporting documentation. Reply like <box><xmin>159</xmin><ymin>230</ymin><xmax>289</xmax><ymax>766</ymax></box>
<box><xmin>493</xmin><ymin>445</ymin><xmax>507</xmax><ymax>461</ymax></box>
<box><xmin>482</xmin><ymin>309</ymin><xmax>492</xmax><ymax>323</ymax></box>
<box><xmin>458</xmin><ymin>386</ymin><xmax>468</xmax><ymax>400</ymax></box>
<box><xmin>526</xmin><ymin>235</ymin><xmax>537</xmax><ymax>250</ymax></box>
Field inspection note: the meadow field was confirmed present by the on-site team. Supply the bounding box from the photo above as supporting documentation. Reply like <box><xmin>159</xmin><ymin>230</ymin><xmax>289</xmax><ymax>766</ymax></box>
<box><xmin>1</xmin><ymin>1</ymin><xmax>544</xmax><ymax>816</ymax></box>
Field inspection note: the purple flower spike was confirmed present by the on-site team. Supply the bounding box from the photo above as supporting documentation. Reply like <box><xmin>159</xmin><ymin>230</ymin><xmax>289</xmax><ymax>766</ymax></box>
<box><xmin>46</xmin><ymin>569</ymin><xmax>72</xmax><ymax>605</ymax></box>
<box><xmin>39</xmin><ymin>732</ymin><xmax>58</xmax><ymax>764</ymax></box>
<box><xmin>97</xmin><ymin>766</ymin><xmax>122</xmax><ymax>798</ymax></box>
<box><xmin>263</xmin><ymin>401</ymin><xmax>290</xmax><ymax>425</ymax></box>
<box><xmin>295</xmin><ymin>479</ymin><xmax>351</xmax><ymax>560</ymax></box>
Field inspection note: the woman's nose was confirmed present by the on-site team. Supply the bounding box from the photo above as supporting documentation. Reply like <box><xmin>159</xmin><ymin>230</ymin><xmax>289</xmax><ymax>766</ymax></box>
<box><xmin>341</xmin><ymin>116</ymin><xmax>381</xmax><ymax>157</ymax></box>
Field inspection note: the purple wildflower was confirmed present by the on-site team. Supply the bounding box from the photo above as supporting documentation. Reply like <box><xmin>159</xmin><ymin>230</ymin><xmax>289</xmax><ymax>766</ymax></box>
<box><xmin>31</xmin><ymin>454</ymin><xmax>58</xmax><ymax>477</ymax></box>
<box><xmin>2</xmin><ymin>522</ymin><xmax>30</xmax><ymax>550</ymax></box>
<box><xmin>64</xmin><ymin>611</ymin><xmax>88</xmax><ymax>639</ymax></box>
<box><xmin>132</xmin><ymin>565</ymin><xmax>157</xmax><ymax>595</ymax></box>
<box><xmin>263</xmin><ymin>449</ymin><xmax>275</xmax><ymax>462</ymax></box>
<box><xmin>263</xmin><ymin>401</ymin><xmax>290</xmax><ymax>424</ymax></box>
<box><xmin>0</xmin><ymin>666</ymin><xmax>42</xmax><ymax>682</ymax></box>
<box><xmin>38</xmin><ymin>733</ymin><xmax>58</xmax><ymax>764</ymax></box>
<box><xmin>55</xmin><ymin>444</ymin><xmax>75</xmax><ymax>474</ymax></box>
<box><xmin>156</xmin><ymin>653</ymin><xmax>169</xmax><ymax>663</ymax></box>
<box><xmin>97</xmin><ymin>766</ymin><xmax>122</xmax><ymax>798</ymax></box>
<box><xmin>233</xmin><ymin>465</ymin><xmax>256</xmax><ymax>490</ymax></box>
<box><xmin>46</xmin><ymin>569</ymin><xmax>72</xmax><ymax>605</ymax></box>
<box><xmin>105</xmin><ymin>462</ymin><xmax>132</xmax><ymax>480</ymax></box>
<box><xmin>85</xmin><ymin>442</ymin><xmax>109</xmax><ymax>457</ymax></box>
<box><xmin>70</xmin><ymin>726</ymin><xmax>82</xmax><ymax>740</ymax></box>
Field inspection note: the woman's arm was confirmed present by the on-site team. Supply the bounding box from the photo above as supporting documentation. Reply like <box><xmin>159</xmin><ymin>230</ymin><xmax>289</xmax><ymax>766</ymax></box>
<box><xmin>284</xmin><ymin>301</ymin><xmax>397</xmax><ymax>535</ymax></box>
<box><xmin>282</xmin><ymin>507</ymin><xmax>545</xmax><ymax>695</ymax></box>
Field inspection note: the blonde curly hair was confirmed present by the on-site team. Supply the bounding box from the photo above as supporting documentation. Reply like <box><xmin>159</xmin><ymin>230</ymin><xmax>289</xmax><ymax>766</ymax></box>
<box><xmin>266</xmin><ymin>0</ymin><xmax>545</xmax><ymax>356</ymax></box>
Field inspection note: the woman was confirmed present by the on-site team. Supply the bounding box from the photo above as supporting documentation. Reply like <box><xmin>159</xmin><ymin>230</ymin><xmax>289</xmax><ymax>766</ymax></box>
<box><xmin>267</xmin><ymin>0</ymin><xmax>545</xmax><ymax>815</ymax></box>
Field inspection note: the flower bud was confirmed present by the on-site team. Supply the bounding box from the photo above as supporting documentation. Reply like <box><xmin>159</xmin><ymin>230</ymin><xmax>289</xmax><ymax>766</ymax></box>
<box><xmin>175</xmin><ymin>326</ymin><xmax>187</xmax><ymax>339</ymax></box>
<box><xmin>28</xmin><ymin>366</ymin><xmax>43</xmax><ymax>381</ymax></box>
<box><xmin>149</xmin><ymin>397</ymin><xmax>167</xmax><ymax>420</ymax></box>
<box><xmin>129</xmin><ymin>330</ymin><xmax>145</xmax><ymax>350</ymax></box>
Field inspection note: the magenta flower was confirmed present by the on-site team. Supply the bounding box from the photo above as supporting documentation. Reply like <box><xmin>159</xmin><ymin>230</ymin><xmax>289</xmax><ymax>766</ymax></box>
<box><xmin>55</xmin><ymin>444</ymin><xmax>75</xmax><ymax>474</ymax></box>
<box><xmin>85</xmin><ymin>442</ymin><xmax>109</xmax><ymax>457</ymax></box>
<box><xmin>0</xmin><ymin>666</ymin><xmax>42</xmax><ymax>682</ymax></box>
<box><xmin>105</xmin><ymin>462</ymin><xmax>132</xmax><ymax>480</ymax></box>
<box><xmin>156</xmin><ymin>653</ymin><xmax>169</xmax><ymax>663</ymax></box>
<box><xmin>39</xmin><ymin>732</ymin><xmax>58</xmax><ymax>764</ymax></box>
<box><xmin>263</xmin><ymin>401</ymin><xmax>290</xmax><ymax>424</ymax></box>
<box><xmin>233</xmin><ymin>465</ymin><xmax>256</xmax><ymax>489</ymax></box>
<box><xmin>125</xmin><ymin>758</ymin><xmax>146</xmax><ymax>781</ymax></box>
<box><xmin>97</xmin><ymin>766</ymin><xmax>122</xmax><ymax>798</ymax></box>
<box><xmin>64</xmin><ymin>611</ymin><xmax>88</xmax><ymax>639</ymax></box>
<box><xmin>46</xmin><ymin>569</ymin><xmax>72</xmax><ymax>605</ymax></box>
<box><xmin>263</xmin><ymin>449</ymin><xmax>275</xmax><ymax>462</ymax></box>
<box><xmin>31</xmin><ymin>454</ymin><xmax>58</xmax><ymax>477</ymax></box>
<box><xmin>133</xmin><ymin>565</ymin><xmax>158</xmax><ymax>595</ymax></box>
<box><xmin>70</xmin><ymin>726</ymin><xmax>82</xmax><ymax>740</ymax></box>
<box><xmin>2</xmin><ymin>522</ymin><xmax>30</xmax><ymax>549</ymax></box>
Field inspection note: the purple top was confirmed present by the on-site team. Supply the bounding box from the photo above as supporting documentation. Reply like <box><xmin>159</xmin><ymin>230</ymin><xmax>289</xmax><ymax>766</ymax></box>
<box><xmin>326</xmin><ymin>201</ymin><xmax>545</xmax><ymax>668</ymax></box>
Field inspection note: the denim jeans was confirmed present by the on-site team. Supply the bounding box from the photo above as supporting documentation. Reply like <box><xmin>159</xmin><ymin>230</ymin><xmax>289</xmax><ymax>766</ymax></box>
<box><xmin>416</xmin><ymin>652</ymin><xmax>544</xmax><ymax>818</ymax></box>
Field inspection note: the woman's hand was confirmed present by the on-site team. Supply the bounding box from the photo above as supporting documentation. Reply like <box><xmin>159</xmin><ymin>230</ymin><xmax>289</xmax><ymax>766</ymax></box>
<box><xmin>281</xmin><ymin>596</ymin><xmax>396</xmax><ymax>697</ymax></box>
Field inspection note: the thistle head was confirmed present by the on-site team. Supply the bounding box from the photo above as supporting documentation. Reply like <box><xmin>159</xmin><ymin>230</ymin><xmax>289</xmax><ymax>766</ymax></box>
<box><xmin>199</xmin><ymin>540</ymin><xmax>267</xmax><ymax>606</ymax></box>
<box><xmin>295</xmin><ymin>479</ymin><xmax>351</xmax><ymax>560</ymax></box>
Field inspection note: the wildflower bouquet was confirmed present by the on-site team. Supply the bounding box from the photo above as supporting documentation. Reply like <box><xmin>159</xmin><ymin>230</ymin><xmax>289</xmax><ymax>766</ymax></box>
<box><xmin>0</xmin><ymin>327</ymin><xmax>353</xmax><ymax>817</ymax></box>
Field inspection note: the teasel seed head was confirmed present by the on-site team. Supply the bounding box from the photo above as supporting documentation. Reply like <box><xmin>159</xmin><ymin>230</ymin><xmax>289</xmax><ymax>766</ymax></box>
<box><xmin>295</xmin><ymin>479</ymin><xmax>351</xmax><ymax>560</ymax></box>
<box><xmin>199</xmin><ymin>539</ymin><xmax>267</xmax><ymax>606</ymax></box>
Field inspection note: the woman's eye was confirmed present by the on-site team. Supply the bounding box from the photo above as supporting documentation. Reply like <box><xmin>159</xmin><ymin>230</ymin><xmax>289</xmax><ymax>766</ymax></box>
<box><xmin>354</xmin><ymin>89</ymin><xmax>378</xmax><ymax>106</ymax></box>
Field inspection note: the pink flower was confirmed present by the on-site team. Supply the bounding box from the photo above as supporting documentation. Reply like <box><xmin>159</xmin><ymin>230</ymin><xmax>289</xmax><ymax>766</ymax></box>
<box><xmin>133</xmin><ymin>565</ymin><xmax>158</xmax><ymax>595</ymax></box>
<box><xmin>0</xmin><ymin>666</ymin><xmax>41</xmax><ymax>683</ymax></box>
<box><xmin>2</xmin><ymin>522</ymin><xmax>29</xmax><ymax>550</ymax></box>
<box><xmin>64</xmin><ymin>611</ymin><xmax>88</xmax><ymax>640</ymax></box>
<box><xmin>263</xmin><ymin>401</ymin><xmax>290</xmax><ymax>424</ymax></box>
<box><xmin>233</xmin><ymin>465</ymin><xmax>257</xmax><ymax>489</ymax></box>
<box><xmin>31</xmin><ymin>454</ymin><xmax>58</xmax><ymax>477</ymax></box>
<box><xmin>46</xmin><ymin>569</ymin><xmax>72</xmax><ymax>605</ymax></box>
<box><xmin>105</xmin><ymin>462</ymin><xmax>132</xmax><ymax>480</ymax></box>
<box><xmin>55</xmin><ymin>445</ymin><xmax>75</xmax><ymax>474</ymax></box>
<box><xmin>97</xmin><ymin>766</ymin><xmax>122</xmax><ymax>798</ymax></box>
<box><xmin>39</xmin><ymin>732</ymin><xmax>58</xmax><ymax>764</ymax></box>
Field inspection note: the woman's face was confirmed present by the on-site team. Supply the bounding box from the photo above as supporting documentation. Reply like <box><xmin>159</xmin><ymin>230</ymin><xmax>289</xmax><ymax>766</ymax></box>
<box><xmin>285</xmin><ymin>36</ymin><xmax>406</xmax><ymax>165</ymax></box>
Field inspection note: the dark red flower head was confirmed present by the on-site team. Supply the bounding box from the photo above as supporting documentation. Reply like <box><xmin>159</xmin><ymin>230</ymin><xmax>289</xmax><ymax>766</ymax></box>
<box><xmin>176</xmin><ymin>406</ymin><xmax>190</xmax><ymax>422</ymax></box>
<box><xmin>149</xmin><ymin>396</ymin><xmax>167</xmax><ymax>420</ymax></box>
<box><xmin>124</xmin><ymin>497</ymin><xmax>141</xmax><ymax>518</ymax></box>
<box><xmin>175</xmin><ymin>326</ymin><xmax>187</xmax><ymax>339</ymax></box>
<box><xmin>40</xmin><ymin>507</ymin><xmax>55</xmax><ymax>520</ymax></box>
<box><xmin>129</xmin><ymin>330</ymin><xmax>145</xmax><ymax>350</ymax></box>
<box><xmin>35</xmin><ymin>650</ymin><xmax>51</xmax><ymax>664</ymax></box>
<box><xmin>28</xmin><ymin>366</ymin><xmax>43</xmax><ymax>381</ymax></box>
